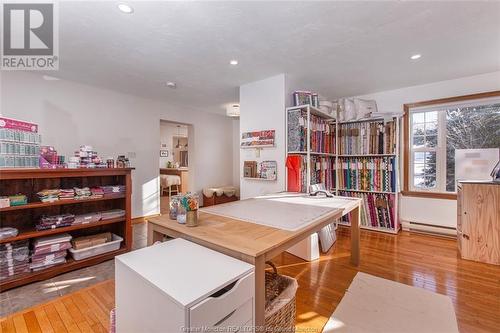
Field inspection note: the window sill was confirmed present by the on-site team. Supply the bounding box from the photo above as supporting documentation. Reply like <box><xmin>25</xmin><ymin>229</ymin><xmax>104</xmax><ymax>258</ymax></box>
<box><xmin>401</xmin><ymin>190</ymin><xmax>457</xmax><ymax>200</ymax></box>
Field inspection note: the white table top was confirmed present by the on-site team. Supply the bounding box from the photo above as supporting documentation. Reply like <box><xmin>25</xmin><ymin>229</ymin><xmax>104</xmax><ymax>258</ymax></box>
<box><xmin>200</xmin><ymin>192</ymin><xmax>361</xmax><ymax>231</ymax></box>
<box><xmin>115</xmin><ymin>238</ymin><xmax>254</xmax><ymax>308</ymax></box>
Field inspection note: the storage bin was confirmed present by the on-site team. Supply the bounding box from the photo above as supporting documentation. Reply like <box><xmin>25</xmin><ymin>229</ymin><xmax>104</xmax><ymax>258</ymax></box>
<box><xmin>69</xmin><ymin>234</ymin><xmax>123</xmax><ymax>261</ymax></box>
<box><xmin>265</xmin><ymin>261</ymin><xmax>298</xmax><ymax>332</ymax></box>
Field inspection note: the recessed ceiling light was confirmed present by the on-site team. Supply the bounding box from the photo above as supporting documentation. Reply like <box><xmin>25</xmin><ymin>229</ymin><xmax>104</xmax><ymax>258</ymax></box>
<box><xmin>410</xmin><ymin>54</ymin><xmax>422</xmax><ymax>60</ymax></box>
<box><xmin>229</xmin><ymin>60</ymin><xmax>238</xmax><ymax>66</ymax></box>
<box><xmin>117</xmin><ymin>3</ymin><xmax>133</xmax><ymax>14</ymax></box>
<box><xmin>165</xmin><ymin>81</ymin><xmax>177</xmax><ymax>89</ymax></box>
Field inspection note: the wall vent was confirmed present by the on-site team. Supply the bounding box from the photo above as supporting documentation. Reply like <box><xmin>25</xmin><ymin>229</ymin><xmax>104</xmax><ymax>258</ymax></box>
<box><xmin>401</xmin><ymin>220</ymin><xmax>457</xmax><ymax>238</ymax></box>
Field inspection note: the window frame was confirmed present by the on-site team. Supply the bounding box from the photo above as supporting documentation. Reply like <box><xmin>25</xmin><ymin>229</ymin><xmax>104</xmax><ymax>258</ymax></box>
<box><xmin>402</xmin><ymin>90</ymin><xmax>500</xmax><ymax>200</ymax></box>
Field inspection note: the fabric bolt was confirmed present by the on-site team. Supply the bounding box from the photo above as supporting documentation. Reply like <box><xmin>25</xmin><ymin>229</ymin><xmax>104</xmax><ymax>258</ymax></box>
<box><xmin>73</xmin><ymin>212</ymin><xmax>102</xmax><ymax>225</ymax></box>
<box><xmin>286</xmin><ymin>155</ymin><xmax>302</xmax><ymax>192</ymax></box>
<box><xmin>0</xmin><ymin>240</ymin><xmax>30</xmax><ymax>279</ymax></box>
<box><xmin>37</xmin><ymin>214</ymin><xmax>75</xmax><ymax>231</ymax></box>
<box><xmin>32</xmin><ymin>241</ymin><xmax>72</xmax><ymax>256</ymax></box>
<box><xmin>33</xmin><ymin>233</ymin><xmax>72</xmax><ymax>247</ymax></box>
<box><xmin>59</xmin><ymin>189</ymin><xmax>75</xmax><ymax>200</ymax></box>
<box><xmin>101</xmin><ymin>185</ymin><xmax>125</xmax><ymax>196</ymax></box>
<box><xmin>339</xmin><ymin>120</ymin><xmax>396</xmax><ymax>155</ymax></box>
<box><xmin>101</xmin><ymin>209</ymin><xmax>125</xmax><ymax>220</ymax></box>
<box><xmin>74</xmin><ymin>187</ymin><xmax>92</xmax><ymax>199</ymax></box>
<box><xmin>339</xmin><ymin>190</ymin><xmax>396</xmax><ymax>229</ymax></box>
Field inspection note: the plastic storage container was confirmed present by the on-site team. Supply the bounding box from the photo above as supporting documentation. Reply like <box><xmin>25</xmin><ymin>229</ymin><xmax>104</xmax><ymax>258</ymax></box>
<box><xmin>68</xmin><ymin>234</ymin><xmax>123</xmax><ymax>261</ymax></box>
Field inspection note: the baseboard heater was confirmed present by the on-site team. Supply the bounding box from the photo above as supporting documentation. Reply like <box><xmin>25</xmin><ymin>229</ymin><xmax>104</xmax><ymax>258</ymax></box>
<box><xmin>402</xmin><ymin>220</ymin><xmax>457</xmax><ymax>238</ymax></box>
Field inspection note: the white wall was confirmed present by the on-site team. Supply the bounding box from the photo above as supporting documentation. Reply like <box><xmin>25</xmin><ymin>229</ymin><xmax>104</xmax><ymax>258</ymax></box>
<box><xmin>0</xmin><ymin>72</ymin><xmax>235</xmax><ymax>218</ymax></box>
<box><xmin>232</xmin><ymin>119</ymin><xmax>240</xmax><ymax>188</ymax></box>
<box><xmin>239</xmin><ymin>74</ymin><xmax>287</xmax><ymax>199</ymax></box>
<box><xmin>159</xmin><ymin>122</ymin><xmax>188</xmax><ymax>168</ymax></box>
<box><xmin>353</xmin><ymin>71</ymin><xmax>500</xmax><ymax>228</ymax></box>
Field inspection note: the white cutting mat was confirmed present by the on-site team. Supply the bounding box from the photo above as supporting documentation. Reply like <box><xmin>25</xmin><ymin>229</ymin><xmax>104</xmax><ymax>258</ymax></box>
<box><xmin>200</xmin><ymin>194</ymin><xmax>345</xmax><ymax>231</ymax></box>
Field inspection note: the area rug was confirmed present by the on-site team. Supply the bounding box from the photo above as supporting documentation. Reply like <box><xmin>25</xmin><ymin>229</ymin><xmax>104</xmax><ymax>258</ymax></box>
<box><xmin>322</xmin><ymin>272</ymin><xmax>459</xmax><ymax>333</ymax></box>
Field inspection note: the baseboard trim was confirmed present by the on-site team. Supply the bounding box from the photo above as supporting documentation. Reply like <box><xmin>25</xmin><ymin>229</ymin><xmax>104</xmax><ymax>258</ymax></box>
<box><xmin>132</xmin><ymin>214</ymin><xmax>160</xmax><ymax>224</ymax></box>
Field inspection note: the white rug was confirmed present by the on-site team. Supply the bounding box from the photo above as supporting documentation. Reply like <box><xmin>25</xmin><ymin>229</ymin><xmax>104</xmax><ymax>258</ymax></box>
<box><xmin>323</xmin><ymin>272</ymin><xmax>459</xmax><ymax>333</ymax></box>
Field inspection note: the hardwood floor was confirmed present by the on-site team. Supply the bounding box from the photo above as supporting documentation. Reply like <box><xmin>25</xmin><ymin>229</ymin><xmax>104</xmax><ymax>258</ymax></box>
<box><xmin>1</xmin><ymin>228</ymin><xmax>499</xmax><ymax>333</ymax></box>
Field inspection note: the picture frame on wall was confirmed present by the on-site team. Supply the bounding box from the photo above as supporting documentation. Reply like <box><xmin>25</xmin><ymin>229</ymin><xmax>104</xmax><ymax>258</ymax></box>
<box><xmin>160</xmin><ymin>150</ymin><xmax>169</xmax><ymax>157</ymax></box>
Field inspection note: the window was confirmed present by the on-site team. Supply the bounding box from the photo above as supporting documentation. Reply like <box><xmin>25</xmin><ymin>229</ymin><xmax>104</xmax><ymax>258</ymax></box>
<box><xmin>404</xmin><ymin>92</ymin><xmax>500</xmax><ymax>198</ymax></box>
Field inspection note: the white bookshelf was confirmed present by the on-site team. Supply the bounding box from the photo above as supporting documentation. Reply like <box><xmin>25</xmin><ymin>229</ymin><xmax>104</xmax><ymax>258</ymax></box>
<box><xmin>285</xmin><ymin>103</ymin><xmax>401</xmax><ymax>234</ymax></box>
<box><xmin>285</xmin><ymin>104</ymin><xmax>336</xmax><ymax>194</ymax></box>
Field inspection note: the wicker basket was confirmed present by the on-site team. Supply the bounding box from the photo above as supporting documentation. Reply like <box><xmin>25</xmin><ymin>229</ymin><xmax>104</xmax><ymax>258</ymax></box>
<box><xmin>265</xmin><ymin>261</ymin><xmax>298</xmax><ymax>333</ymax></box>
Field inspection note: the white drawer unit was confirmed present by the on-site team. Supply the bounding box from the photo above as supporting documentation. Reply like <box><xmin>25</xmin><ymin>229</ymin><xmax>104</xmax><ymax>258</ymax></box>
<box><xmin>115</xmin><ymin>238</ymin><xmax>255</xmax><ymax>333</ymax></box>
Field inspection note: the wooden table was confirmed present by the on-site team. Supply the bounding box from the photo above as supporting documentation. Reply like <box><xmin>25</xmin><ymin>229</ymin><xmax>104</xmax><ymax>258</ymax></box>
<box><xmin>147</xmin><ymin>194</ymin><xmax>361</xmax><ymax>330</ymax></box>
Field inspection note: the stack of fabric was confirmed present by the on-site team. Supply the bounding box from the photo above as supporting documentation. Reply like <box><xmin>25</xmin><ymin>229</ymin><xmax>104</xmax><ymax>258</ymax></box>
<box><xmin>102</xmin><ymin>185</ymin><xmax>125</xmax><ymax>197</ymax></box>
<box><xmin>0</xmin><ymin>240</ymin><xmax>30</xmax><ymax>280</ymax></box>
<box><xmin>59</xmin><ymin>189</ymin><xmax>75</xmax><ymax>200</ymax></box>
<box><xmin>37</xmin><ymin>189</ymin><xmax>60</xmax><ymax>202</ymax></box>
<box><xmin>74</xmin><ymin>187</ymin><xmax>92</xmax><ymax>200</ymax></box>
<box><xmin>101</xmin><ymin>209</ymin><xmax>126</xmax><ymax>220</ymax></box>
<box><xmin>30</xmin><ymin>234</ymin><xmax>72</xmax><ymax>271</ymax></box>
<box><xmin>73</xmin><ymin>212</ymin><xmax>102</xmax><ymax>225</ymax></box>
<box><xmin>90</xmin><ymin>187</ymin><xmax>104</xmax><ymax>198</ymax></box>
<box><xmin>36</xmin><ymin>214</ymin><xmax>75</xmax><ymax>231</ymax></box>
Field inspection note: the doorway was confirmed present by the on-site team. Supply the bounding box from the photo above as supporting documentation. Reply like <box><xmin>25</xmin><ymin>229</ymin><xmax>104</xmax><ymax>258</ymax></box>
<box><xmin>159</xmin><ymin>120</ymin><xmax>191</xmax><ymax>214</ymax></box>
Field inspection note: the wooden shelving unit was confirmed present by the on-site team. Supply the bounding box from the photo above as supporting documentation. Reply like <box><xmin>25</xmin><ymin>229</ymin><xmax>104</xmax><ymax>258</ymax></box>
<box><xmin>0</xmin><ymin>168</ymin><xmax>133</xmax><ymax>290</ymax></box>
<box><xmin>0</xmin><ymin>195</ymin><xmax>125</xmax><ymax>212</ymax></box>
<box><xmin>0</xmin><ymin>247</ymin><xmax>128</xmax><ymax>291</ymax></box>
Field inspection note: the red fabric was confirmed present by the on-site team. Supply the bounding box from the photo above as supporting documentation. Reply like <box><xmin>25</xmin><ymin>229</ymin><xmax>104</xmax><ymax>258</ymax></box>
<box><xmin>286</xmin><ymin>155</ymin><xmax>302</xmax><ymax>192</ymax></box>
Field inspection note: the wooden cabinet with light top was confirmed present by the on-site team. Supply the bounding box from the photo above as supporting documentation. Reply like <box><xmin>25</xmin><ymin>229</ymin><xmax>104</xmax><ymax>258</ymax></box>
<box><xmin>457</xmin><ymin>181</ymin><xmax>500</xmax><ymax>265</ymax></box>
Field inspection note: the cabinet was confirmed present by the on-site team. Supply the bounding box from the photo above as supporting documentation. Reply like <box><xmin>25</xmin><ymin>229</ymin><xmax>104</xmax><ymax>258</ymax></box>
<box><xmin>115</xmin><ymin>238</ymin><xmax>255</xmax><ymax>333</ymax></box>
<box><xmin>0</xmin><ymin>168</ymin><xmax>133</xmax><ymax>290</ymax></box>
<box><xmin>457</xmin><ymin>181</ymin><xmax>500</xmax><ymax>265</ymax></box>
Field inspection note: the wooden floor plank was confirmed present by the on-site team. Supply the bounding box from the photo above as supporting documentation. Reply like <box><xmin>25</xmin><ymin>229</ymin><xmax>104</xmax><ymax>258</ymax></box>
<box><xmin>0</xmin><ymin>230</ymin><xmax>499</xmax><ymax>333</ymax></box>
<box><xmin>60</xmin><ymin>298</ymin><xmax>94</xmax><ymax>333</ymax></box>
<box><xmin>22</xmin><ymin>311</ymin><xmax>42</xmax><ymax>333</ymax></box>
<box><xmin>0</xmin><ymin>318</ymin><xmax>16</xmax><ymax>333</ymax></box>
<box><xmin>71</xmin><ymin>293</ymin><xmax>99</xmax><ymax>329</ymax></box>
<box><xmin>53</xmin><ymin>301</ymin><xmax>81</xmax><ymax>333</ymax></box>
<box><xmin>11</xmin><ymin>313</ymin><xmax>29</xmax><ymax>333</ymax></box>
<box><xmin>33</xmin><ymin>308</ymin><xmax>54</xmax><ymax>333</ymax></box>
<box><xmin>43</xmin><ymin>304</ymin><xmax>69</xmax><ymax>333</ymax></box>
<box><xmin>77</xmin><ymin>291</ymin><xmax>109</xmax><ymax>328</ymax></box>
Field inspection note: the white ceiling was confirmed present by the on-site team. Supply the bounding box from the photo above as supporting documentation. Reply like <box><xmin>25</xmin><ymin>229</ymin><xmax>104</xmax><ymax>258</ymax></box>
<box><xmin>52</xmin><ymin>1</ymin><xmax>500</xmax><ymax>114</ymax></box>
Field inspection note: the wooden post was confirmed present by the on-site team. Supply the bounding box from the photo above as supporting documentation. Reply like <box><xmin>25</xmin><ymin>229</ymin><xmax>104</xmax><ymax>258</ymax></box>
<box><xmin>350</xmin><ymin>205</ymin><xmax>361</xmax><ymax>266</ymax></box>
<box><xmin>253</xmin><ymin>255</ymin><xmax>266</xmax><ymax>331</ymax></box>
<box><xmin>147</xmin><ymin>224</ymin><xmax>164</xmax><ymax>246</ymax></box>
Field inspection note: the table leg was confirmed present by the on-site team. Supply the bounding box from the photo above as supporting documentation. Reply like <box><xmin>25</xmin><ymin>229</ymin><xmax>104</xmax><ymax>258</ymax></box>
<box><xmin>253</xmin><ymin>255</ymin><xmax>266</xmax><ymax>332</ymax></box>
<box><xmin>350</xmin><ymin>205</ymin><xmax>360</xmax><ymax>266</ymax></box>
<box><xmin>147</xmin><ymin>223</ymin><xmax>164</xmax><ymax>246</ymax></box>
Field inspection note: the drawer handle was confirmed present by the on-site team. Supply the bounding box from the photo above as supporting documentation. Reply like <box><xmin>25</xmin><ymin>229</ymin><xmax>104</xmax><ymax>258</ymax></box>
<box><xmin>210</xmin><ymin>280</ymin><xmax>237</xmax><ymax>298</ymax></box>
<box><xmin>214</xmin><ymin>309</ymin><xmax>237</xmax><ymax>327</ymax></box>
